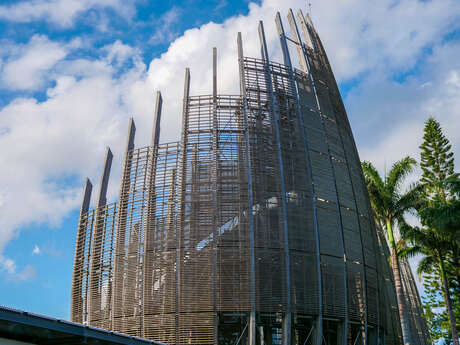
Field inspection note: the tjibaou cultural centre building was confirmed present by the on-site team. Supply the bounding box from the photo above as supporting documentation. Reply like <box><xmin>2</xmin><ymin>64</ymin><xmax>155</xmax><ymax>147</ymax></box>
<box><xmin>71</xmin><ymin>9</ymin><xmax>428</xmax><ymax>345</ymax></box>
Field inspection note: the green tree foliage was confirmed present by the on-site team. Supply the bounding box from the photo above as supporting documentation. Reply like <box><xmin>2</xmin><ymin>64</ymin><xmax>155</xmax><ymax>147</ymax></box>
<box><xmin>419</xmin><ymin>267</ymin><xmax>460</xmax><ymax>344</ymax></box>
<box><xmin>407</xmin><ymin>117</ymin><xmax>460</xmax><ymax>345</ymax></box>
<box><xmin>418</xmin><ymin>179</ymin><xmax>460</xmax><ymax>345</ymax></box>
<box><xmin>419</xmin><ymin>178</ymin><xmax>460</xmax><ymax>284</ymax></box>
<box><xmin>420</xmin><ymin>117</ymin><xmax>458</xmax><ymax>200</ymax></box>
<box><xmin>400</xmin><ymin>218</ymin><xmax>459</xmax><ymax>344</ymax></box>
<box><xmin>421</xmin><ymin>272</ymin><xmax>451</xmax><ymax>342</ymax></box>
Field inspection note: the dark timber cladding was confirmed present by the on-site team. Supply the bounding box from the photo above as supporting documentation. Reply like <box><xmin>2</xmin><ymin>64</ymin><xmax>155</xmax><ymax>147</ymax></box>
<box><xmin>71</xmin><ymin>9</ymin><xmax>430</xmax><ymax>345</ymax></box>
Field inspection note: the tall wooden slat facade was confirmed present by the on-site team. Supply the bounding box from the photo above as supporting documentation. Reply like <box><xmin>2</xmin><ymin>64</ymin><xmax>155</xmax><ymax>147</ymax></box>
<box><xmin>71</xmin><ymin>9</ymin><xmax>429</xmax><ymax>345</ymax></box>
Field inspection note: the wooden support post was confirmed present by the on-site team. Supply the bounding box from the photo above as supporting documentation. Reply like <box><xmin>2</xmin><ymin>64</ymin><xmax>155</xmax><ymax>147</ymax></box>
<box><xmin>275</xmin><ymin>11</ymin><xmax>324</xmax><ymax>345</ymax></box>
<box><xmin>237</xmin><ymin>32</ymin><xmax>256</xmax><ymax>345</ymax></box>
<box><xmin>258</xmin><ymin>20</ymin><xmax>292</xmax><ymax>345</ymax></box>
<box><xmin>112</xmin><ymin>118</ymin><xmax>136</xmax><ymax>332</ymax></box>
<box><xmin>89</xmin><ymin>147</ymin><xmax>113</xmax><ymax>325</ymax></box>
<box><xmin>71</xmin><ymin>178</ymin><xmax>93</xmax><ymax>323</ymax></box>
<box><xmin>152</xmin><ymin>91</ymin><xmax>162</xmax><ymax>147</ymax></box>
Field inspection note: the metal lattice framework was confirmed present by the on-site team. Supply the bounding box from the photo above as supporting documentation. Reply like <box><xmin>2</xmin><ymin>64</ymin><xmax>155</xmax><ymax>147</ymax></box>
<box><xmin>70</xmin><ymin>9</ymin><xmax>429</xmax><ymax>345</ymax></box>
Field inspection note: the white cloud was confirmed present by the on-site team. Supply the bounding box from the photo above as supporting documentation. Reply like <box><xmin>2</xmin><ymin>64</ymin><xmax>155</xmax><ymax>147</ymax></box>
<box><xmin>215</xmin><ymin>0</ymin><xmax>228</xmax><ymax>12</ymax></box>
<box><xmin>1</xmin><ymin>35</ymin><xmax>68</xmax><ymax>91</ymax></box>
<box><xmin>32</xmin><ymin>245</ymin><xmax>40</xmax><ymax>255</ymax></box>
<box><xmin>0</xmin><ymin>256</ymin><xmax>36</xmax><ymax>281</ymax></box>
<box><xmin>306</xmin><ymin>0</ymin><xmax>460</xmax><ymax>80</ymax></box>
<box><xmin>150</xmin><ymin>7</ymin><xmax>183</xmax><ymax>46</ymax></box>
<box><xmin>103</xmin><ymin>40</ymin><xmax>139</xmax><ymax>67</ymax></box>
<box><xmin>42</xmin><ymin>245</ymin><xmax>63</xmax><ymax>257</ymax></box>
<box><xmin>349</xmin><ymin>41</ymin><xmax>460</xmax><ymax>173</ymax></box>
<box><xmin>16</xmin><ymin>265</ymin><xmax>37</xmax><ymax>281</ymax></box>
<box><xmin>0</xmin><ymin>37</ymin><xmax>144</xmax><ymax>255</ymax></box>
<box><xmin>0</xmin><ymin>256</ymin><xmax>17</xmax><ymax>274</ymax></box>
<box><xmin>0</xmin><ymin>0</ymin><xmax>135</xmax><ymax>27</ymax></box>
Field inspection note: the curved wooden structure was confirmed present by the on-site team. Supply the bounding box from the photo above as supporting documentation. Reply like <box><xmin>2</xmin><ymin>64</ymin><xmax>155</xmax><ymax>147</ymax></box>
<box><xmin>70</xmin><ymin>9</ymin><xmax>429</xmax><ymax>345</ymax></box>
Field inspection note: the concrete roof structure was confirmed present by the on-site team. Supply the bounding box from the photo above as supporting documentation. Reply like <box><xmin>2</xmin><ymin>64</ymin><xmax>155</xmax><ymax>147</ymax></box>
<box><xmin>0</xmin><ymin>306</ymin><xmax>166</xmax><ymax>345</ymax></box>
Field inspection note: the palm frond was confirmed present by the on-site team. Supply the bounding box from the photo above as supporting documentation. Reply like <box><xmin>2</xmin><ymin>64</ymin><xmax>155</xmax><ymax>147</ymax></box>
<box><xmin>417</xmin><ymin>255</ymin><xmax>438</xmax><ymax>277</ymax></box>
<box><xmin>386</xmin><ymin>156</ymin><xmax>417</xmax><ymax>195</ymax></box>
<box><xmin>399</xmin><ymin>245</ymin><xmax>423</xmax><ymax>259</ymax></box>
<box><xmin>361</xmin><ymin>161</ymin><xmax>386</xmax><ymax>194</ymax></box>
<box><xmin>362</xmin><ymin>161</ymin><xmax>391</xmax><ymax>221</ymax></box>
<box><xmin>398</xmin><ymin>219</ymin><xmax>415</xmax><ymax>238</ymax></box>
<box><xmin>394</xmin><ymin>182</ymin><xmax>424</xmax><ymax>218</ymax></box>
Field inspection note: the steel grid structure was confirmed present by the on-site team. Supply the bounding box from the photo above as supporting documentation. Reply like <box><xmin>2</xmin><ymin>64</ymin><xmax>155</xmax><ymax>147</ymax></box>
<box><xmin>71</xmin><ymin>9</ymin><xmax>429</xmax><ymax>345</ymax></box>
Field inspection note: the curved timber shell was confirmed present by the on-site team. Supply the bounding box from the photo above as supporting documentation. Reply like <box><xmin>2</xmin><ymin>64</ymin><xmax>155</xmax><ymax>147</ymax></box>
<box><xmin>70</xmin><ymin>9</ymin><xmax>429</xmax><ymax>345</ymax></box>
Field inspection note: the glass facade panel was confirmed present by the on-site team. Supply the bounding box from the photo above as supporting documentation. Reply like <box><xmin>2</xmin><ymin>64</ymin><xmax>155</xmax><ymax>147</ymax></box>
<box><xmin>218</xmin><ymin>312</ymin><xmax>248</xmax><ymax>345</ymax></box>
<box><xmin>257</xmin><ymin>313</ymin><xmax>283</xmax><ymax>345</ymax></box>
<box><xmin>323</xmin><ymin>320</ymin><xmax>339</xmax><ymax>345</ymax></box>
<box><xmin>292</xmin><ymin>314</ymin><xmax>314</xmax><ymax>345</ymax></box>
<box><xmin>349</xmin><ymin>322</ymin><xmax>364</xmax><ymax>345</ymax></box>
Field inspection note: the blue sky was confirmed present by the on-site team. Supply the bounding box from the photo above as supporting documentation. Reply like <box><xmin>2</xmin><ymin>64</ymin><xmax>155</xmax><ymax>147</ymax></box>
<box><xmin>0</xmin><ymin>0</ymin><xmax>459</xmax><ymax>322</ymax></box>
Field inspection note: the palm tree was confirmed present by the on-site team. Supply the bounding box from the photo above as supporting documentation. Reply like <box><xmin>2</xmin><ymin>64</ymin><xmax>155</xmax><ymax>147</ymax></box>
<box><xmin>361</xmin><ymin>157</ymin><xmax>422</xmax><ymax>345</ymax></box>
<box><xmin>400</xmin><ymin>223</ymin><xmax>459</xmax><ymax>345</ymax></box>
<box><xmin>421</xmin><ymin>179</ymin><xmax>460</xmax><ymax>289</ymax></box>
<box><xmin>401</xmin><ymin>177</ymin><xmax>460</xmax><ymax>345</ymax></box>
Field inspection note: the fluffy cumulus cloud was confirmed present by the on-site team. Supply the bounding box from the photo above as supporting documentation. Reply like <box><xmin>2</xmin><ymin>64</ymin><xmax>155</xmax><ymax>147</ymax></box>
<box><xmin>308</xmin><ymin>0</ymin><xmax>460</xmax><ymax>80</ymax></box>
<box><xmin>0</xmin><ymin>0</ymin><xmax>459</xmax><ymax>284</ymax></box>
<box><xmin>0</xmin><ymin>0</ymin><xmax>135</xmax><ymax>27</ymax></box>
<box><xmin>349</xmin><ymin>40</ymin><xmax>460</xmax><ymax>171</ymax></box>
<box><xmin>1</xmin><ymin>35</ymin><xmax>72</xmax><ymax>90</ymax></box>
